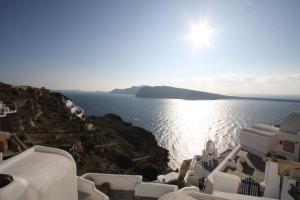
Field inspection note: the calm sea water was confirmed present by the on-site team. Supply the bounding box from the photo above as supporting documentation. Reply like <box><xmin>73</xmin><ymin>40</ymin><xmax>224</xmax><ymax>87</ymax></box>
<box><xmin>62</xmin><ymin>92</ymin><xmax>300</xmax><ymax>169</ymax></box>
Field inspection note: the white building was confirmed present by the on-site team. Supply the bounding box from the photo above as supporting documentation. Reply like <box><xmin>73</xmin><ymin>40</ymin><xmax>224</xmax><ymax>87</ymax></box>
<box><xmin>64</xmin><ymin>99</ymin><xmax>85</xmax><ymax>120</ymax></box>
<box><xmin>0</xmin><ymin>101</ymin><xmax>17</xmax><ymax>118</ymax></box>
<box><xmin>0</xmin><ymin>101</ymin><xmax>4</xmax><ymax>117</ymax></box>
<box><xmin>0</xmin><ymin>112</ymin><xmax>299</xmax><ymax>200</ymax></box>
<box><xmin>0</xmin><ymin>146</ymin><xmax>178</xmax><ymax>200</ymax></box>
<box><xmin>181</xmin><ymin>112</ymin><xmax>300</xmax><ymax>200</ymax></box>
<box><xmin>203</xmin><ymin>112</ymin><xmax>300</xmax><ymax>200</ymax></box>
<box><xmin>240</xmin><ymin>112</ymin><xmax>300</xmax><ymax>161</ymax></box>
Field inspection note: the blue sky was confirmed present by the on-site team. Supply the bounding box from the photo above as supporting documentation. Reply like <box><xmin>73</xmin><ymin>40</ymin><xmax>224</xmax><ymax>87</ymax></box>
<box><xmin>0</xmin><ymin>0</ymin><xmax>300</xmax><ymax>95</ymax></box>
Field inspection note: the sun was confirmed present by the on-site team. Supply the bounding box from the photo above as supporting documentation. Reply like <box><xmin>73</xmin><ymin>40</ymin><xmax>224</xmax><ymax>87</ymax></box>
<box><xmin>184</xmin><ymin>18</ymin><xmax>216</xmax><ymax>49</ymax></box>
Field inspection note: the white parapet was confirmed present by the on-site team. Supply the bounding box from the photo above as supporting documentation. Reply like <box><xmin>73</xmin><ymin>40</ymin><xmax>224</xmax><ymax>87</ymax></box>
<box><xmin>263</xmin><ymin>161</ymin><xmax>280</xmax><ymax>199</ymax></box>
<box><xmin>135</xmin><ymin>182</ymin><xmax>178</xmax><ymax>198</ymax></box>
<box><xmin>77</xmin><ymin>176</ymin><xmax>109</xmax><ymax>200</ymax></box>
<box><xmin>280</xmin><ymin>176</ymin><xmax>296</xmax><ymax>200</ymax></box>
<box><xmin>0</xmin><ymin>146</ymin><xmax>77</xmax><ymax>200</ymax></box>
<box><xmin>213</xmin><ymin>191</ymin><xmax>279</xmax><ymax>200</ymax></box>
<box><xmin>184</xmin><ymin>170</ymin><xmax>200</xmax><ymax>186</ymax></box>
<box><xmin>213</xmin><ymin>172</ymin><xmax>241</xmax><ymax>194</ymax></box>
<box><xmin>157</xmin><ymin>171</ymin><xmax>179</xmax><ymax>183</ymax></box>
<box><xmin>159</xmin><ymin>191</ymin><xmax>230</xmax><ymax>200</ymax></box>
<box><xmin>179</xmin><ymin>186</ymin><xmax>200</xmax><ymax>192</ymax></box>
<box><xmin>81</xmin><ymin>173</ymin><xmax>142</xmax><ymax>191</ymax></box>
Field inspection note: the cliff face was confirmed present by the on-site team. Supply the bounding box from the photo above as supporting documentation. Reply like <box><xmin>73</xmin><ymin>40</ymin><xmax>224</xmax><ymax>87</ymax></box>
<box><xmin>0</xmin><ymin>83</ymin><xmax>169</xmax><ymax>180</ymax></box>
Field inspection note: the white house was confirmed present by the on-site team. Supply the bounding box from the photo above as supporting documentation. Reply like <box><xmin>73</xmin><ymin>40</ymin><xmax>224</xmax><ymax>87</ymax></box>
<box><xmin>0</xmin><ymin>101</ymin><xmax>17</xmax><ymax>118</ymax></box>
<box><xmin>64</xmin><ymin>99</ymin><xmax>85</xmax><ymax>120</ymax></box>
<box><xmin>0</xmin><ymin>101</ymin><xmax>4</xmax><ymax>117</ymax></box>
<box><xmin>240</xmin><ymin>112</ymin><xmax>300</xmax><ymax>161</ymax></box>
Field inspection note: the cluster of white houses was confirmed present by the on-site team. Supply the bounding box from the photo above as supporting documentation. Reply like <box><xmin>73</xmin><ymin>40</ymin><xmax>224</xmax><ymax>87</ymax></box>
<box><xmin>0</xmin><ymin>112</ymin><xmax>299</xmax><ymax>200</ymax></box>
<box><xmin>0</xmin><ymin>101</ymin><xmax>16</xmax><ymax>118</ymax></box>
<box><xmin>0</xmin><ymin>101</ymin><xmax>17</xmax><ymax>153</ymax></box>
<box><xmin>64</xmin><ymin>99</ymin><xmax>85</xmax><ymax>120</ymax></box>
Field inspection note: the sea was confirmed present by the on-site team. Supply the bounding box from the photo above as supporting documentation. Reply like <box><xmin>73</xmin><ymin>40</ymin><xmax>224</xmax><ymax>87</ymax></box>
<box><xmin>61</xmin><ymin>91</ymin><xmax>300</xmax><ymax>169</ymax></box>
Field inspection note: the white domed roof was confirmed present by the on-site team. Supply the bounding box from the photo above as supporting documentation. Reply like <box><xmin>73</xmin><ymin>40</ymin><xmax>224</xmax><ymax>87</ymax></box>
<box><xmin>280</xmin><ymin>112</ymin><xmax>300</xmax><ymax>134</ymax></box>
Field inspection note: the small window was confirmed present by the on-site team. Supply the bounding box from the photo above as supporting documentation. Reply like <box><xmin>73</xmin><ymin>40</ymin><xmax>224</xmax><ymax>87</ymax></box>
<box><xmin>279</xmin><ymin>140</ymin><xmax>283</xmax><ymax>145</ymax></box>
<box><xmin>283</xmin><ymin>140</ymin><xmax>295</xmax><ymax>153</ymax></box>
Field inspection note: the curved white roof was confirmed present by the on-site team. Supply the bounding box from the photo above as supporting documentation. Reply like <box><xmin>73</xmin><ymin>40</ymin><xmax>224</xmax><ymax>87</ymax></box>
<box><xmin>280</xmin><ymin>112</ymin><xmax>300</xmax><ymax>134</ymax></box>
<box><xmin>0</xmin><ymin>146</ymin><xmax>77</xmax><ymax>200</ymax></box>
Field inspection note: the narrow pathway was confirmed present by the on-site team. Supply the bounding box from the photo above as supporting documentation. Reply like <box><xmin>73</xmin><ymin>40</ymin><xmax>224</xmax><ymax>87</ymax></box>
<box><xmin>132</xmin><ymin>155</ymin><xmax>152</xmax><ymax>162</ymax></box>
<box><xmin>95</xmin><ymin>142</ymin><xmax>118</xmax><ymax>148</ymax></box>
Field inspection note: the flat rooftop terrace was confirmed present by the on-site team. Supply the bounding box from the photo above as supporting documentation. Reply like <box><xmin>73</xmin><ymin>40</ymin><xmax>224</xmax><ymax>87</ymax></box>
<box><xmin>223</xmin><ymin>149</ymin><xmax>266</xmax><ymax>183</ymax></box>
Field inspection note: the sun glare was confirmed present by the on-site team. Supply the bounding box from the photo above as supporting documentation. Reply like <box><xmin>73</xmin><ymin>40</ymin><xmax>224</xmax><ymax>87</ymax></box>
<box><xmin>184</xmin><ymin>18</ymin><xmax>216</xmax><ymax>49</ymax></box>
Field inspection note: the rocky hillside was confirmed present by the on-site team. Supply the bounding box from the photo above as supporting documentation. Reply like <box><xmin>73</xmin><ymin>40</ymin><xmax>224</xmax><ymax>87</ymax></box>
<box><xmin>0</xmin><ymin>82</ymin><xmax>170</xmax><ymax>180</ymax></box>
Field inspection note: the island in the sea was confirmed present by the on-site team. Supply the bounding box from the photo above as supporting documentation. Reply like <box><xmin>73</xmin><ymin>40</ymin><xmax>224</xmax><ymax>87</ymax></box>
<box><xmin>111</xmin><ymin>85</ymin><xmax>300</xmax><ymax>103</ymax></box>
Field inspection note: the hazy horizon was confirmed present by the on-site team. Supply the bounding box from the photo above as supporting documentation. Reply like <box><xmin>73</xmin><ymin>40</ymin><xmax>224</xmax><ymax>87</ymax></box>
<box><xmin>1</xmin><ymin>0</ymin><xmax>300</xmax><ymax>95</ymax></box>
<box><xmin>52</xmin><ymin>85</ymin><xmax>300</xmax><ymax>100</ymax></box>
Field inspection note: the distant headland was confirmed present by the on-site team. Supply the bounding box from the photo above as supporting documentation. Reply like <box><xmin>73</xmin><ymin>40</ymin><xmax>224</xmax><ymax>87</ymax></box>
<box><xmin>110</xmin><ymin>86</ymin><xmax>300</xmax><ymax>103</ymax></box>
<box><xmin>110</xmin><ymin>86</ymin><xmax>146</xmax><ymax>95</ymax></box>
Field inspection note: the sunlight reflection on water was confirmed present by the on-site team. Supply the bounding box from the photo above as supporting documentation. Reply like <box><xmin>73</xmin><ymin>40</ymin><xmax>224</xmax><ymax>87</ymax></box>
<box><xmin>62</xmin><ymin>92</ymin><xmax>300</xmax><ymax>169</ymax></box>
<box><xmin>152</xmin><ymin>100</ymin><xmax>241</xmax><ymax>168</ymax></box>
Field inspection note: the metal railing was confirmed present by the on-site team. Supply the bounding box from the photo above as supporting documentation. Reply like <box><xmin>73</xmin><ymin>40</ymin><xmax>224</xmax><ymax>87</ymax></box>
<box><xmin>239</xmin><ymin>177</ymin><xmax>260</xmax><ymax>196</ymax></box>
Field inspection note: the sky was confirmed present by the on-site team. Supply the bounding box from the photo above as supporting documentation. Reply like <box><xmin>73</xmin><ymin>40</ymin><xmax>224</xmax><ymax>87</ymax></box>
<box><xmin>0</xmin><ymin>0</ymin><xmax>300</xmax><ymax>95</ymax></box>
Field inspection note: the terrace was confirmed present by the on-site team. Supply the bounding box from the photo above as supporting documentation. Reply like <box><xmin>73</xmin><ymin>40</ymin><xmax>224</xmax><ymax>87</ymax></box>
<box><xmin>80</xmin><ymin>173</ymin><xmax>178</xmax><ymax>200</ymax></box>
<box><xmin>224</xmin><ymin>150</ymin><xmax>266</xmax><ymax>183</ymax></box>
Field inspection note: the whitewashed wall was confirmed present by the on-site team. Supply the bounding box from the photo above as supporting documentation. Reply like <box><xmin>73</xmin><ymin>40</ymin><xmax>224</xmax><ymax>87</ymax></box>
<box><xmin>135</xmin><ymin>182</ymin><xmax>178</xmax><ymax>198</ymax></box>
<box><xmin>81</xmin><ymin>173</ymin><xmax>142</xmax><ymax>191</ymax></box>
<box><xmin>77</xmin><ymin>177</ymin><xmax>109</xmax><ymax>200</ymax></box>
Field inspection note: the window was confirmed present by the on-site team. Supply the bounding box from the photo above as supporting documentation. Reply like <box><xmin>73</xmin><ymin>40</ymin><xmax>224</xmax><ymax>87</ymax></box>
<box><xmin>279</xmin><ymin>140</ymin><xmax>283</xmax><ymax>145</ymax></box>
<box><xmin>283</xmin><ymin>140</ymin><xmax>295</xmax><ymax>153</ymax></box>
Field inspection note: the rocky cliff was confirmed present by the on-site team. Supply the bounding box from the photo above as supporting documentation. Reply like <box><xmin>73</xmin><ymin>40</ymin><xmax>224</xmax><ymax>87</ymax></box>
<box><xmin>0</xmin><ymin>82</ymin><xmax>170</xmax><ymax>180</ymax></box>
